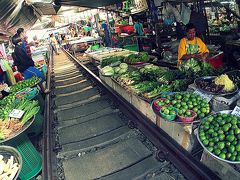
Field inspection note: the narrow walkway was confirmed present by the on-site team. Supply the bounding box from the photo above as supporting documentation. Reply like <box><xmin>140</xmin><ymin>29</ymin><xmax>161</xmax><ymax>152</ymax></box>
<box><xmin>51</xmin><ymin>52</ymin><xmax>184</xmax><ymax>180</ymax></box>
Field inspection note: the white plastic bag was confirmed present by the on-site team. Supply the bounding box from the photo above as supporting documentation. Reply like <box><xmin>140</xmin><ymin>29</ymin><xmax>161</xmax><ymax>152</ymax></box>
<box><xmin>181</xmin><ymin>3</ymin><xmax>191</xmax><ymax>25</ymax></box>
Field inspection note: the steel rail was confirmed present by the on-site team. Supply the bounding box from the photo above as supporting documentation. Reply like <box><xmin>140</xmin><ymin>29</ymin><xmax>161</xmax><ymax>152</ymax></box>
<box><xmin>62</xmin><ymin>49</ymin><xmax>220</xmax><ymax>180</ymax></box>
<box><xmin>42</xmin><ymin>49</ymin><xmax>55</xmax><ymax>180</ymax></box>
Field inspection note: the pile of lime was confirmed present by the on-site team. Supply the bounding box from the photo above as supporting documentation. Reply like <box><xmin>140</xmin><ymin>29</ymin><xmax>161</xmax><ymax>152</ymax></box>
<box><xmin>179</xmin><ymin>110</ymin><xmax>194</xmax><ymax>118</ymax></box>
<box><xmin>162</xmin><ymin>92</ymin><xmax>210</xmax><ymax>119</ymax></box>
<box><xmin>156</xmin><ymin>99</ymin><xmax>170</xmax><ymax>107</ymax></box>
<box><xmin>161</xmin><ymin>106</ymin><xmax>176</xmax><ymax>116</ymax></box>
<box><xmin>198</xmin><ymin>113</ymin><xmax>240</xmax><ymax>162</ymax></box>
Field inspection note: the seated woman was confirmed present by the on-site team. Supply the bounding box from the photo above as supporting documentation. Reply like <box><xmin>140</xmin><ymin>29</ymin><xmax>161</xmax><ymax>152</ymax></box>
<box><xmin>11</xmin><ymin>34</ymin><xmax>49</xmax><ymax>93</ymax></box>
<box><xmin>178</xmin><ymin>23</ymin><xmax>209</xmax><ymax>72</ymax></box>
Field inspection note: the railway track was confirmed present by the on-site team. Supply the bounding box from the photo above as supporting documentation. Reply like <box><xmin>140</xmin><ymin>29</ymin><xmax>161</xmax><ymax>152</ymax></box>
<box><xmin>42</xmin><ymin>50</ymin><xmax>220</xmax><ymax>180</ymax></box>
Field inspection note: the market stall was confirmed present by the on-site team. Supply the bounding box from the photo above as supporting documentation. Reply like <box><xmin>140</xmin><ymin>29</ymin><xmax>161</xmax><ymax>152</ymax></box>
<box><xmin>86</xmin><ymin>41</ymin><xmax>240</xmax><ymax>178</ymax></box>
<box><xmin>0</xmin><ymin>76</ymin><xmax>44</xmax><ymax>179</ymax></box>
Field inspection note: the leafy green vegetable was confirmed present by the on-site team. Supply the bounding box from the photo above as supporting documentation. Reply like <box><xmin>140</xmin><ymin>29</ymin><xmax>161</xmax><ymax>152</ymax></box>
<box><xmin>123</xmin><ymin>52</ymin><xmax>149</xmax><ymax>63</ymax></box>
<box><xmin>101</xmin><ymin>56</ymin><xmax>124</xmax><ymax>68</ymax></box>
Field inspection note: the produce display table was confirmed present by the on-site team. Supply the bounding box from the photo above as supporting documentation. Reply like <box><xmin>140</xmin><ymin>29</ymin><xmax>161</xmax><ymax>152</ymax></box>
<box><xmin>86</xmin><ymin>47</ymin><xmax>137</xmax><ymax>63</ymax></box>
<box><xmin>99</xmin><ymin>73</ymin><xmax>194</xmax><ymax>151</ymax></box>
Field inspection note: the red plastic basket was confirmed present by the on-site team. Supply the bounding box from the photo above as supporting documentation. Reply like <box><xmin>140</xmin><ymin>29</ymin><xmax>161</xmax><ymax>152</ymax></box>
<box><xmin>177</xmin><ymin>110</ymin><xmax>197</xmax><ymax>123</ymax></box>
<box><xmin>206</xmin><ymin>52</ymin><xmax>224</xmax><ymax>69</ymax></box>
<box><xmin>153</xmin><ymin>98</ymin><xmax>170</xmax><ymax>111</ymax></box>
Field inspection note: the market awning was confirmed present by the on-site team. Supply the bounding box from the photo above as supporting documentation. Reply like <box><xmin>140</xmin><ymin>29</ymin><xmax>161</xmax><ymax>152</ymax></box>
<box><xmin>54</xmin><ymin>0</ymin><xmax>124</xmax><ymax>8</ymax></box>
<box><xmin>0</xmin><ymin>0</ymin><xmax>38</xmax><ymax>35</ymax></box>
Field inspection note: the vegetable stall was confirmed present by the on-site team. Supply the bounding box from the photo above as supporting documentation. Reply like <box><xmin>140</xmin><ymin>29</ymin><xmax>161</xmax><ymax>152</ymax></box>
<box><xmin>86</xmin><ymin>46</ymin><xmax>240</xmax><ymax>179</ymax></box>
<box><xmin>0</xmin><ymin>76</ymin><xmax>45</xmax><ymax>179</ymax></box>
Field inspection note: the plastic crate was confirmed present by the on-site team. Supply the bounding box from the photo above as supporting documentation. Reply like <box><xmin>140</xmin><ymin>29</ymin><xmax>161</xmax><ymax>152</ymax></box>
<box><xmin>123</xmin><ymin>44</ymin><xmax>138</xmax><ymax>51</ymax></box>
<box><xmin>5</xmin><ymin>133</ymin><xmax>42</xmax><ymax>180</ymax></box>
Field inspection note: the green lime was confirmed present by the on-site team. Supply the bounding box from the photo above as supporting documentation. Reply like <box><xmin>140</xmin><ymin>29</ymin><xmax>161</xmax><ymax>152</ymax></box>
<box><xmin>199</xmin><ymin>131</ymin><xmax>205</xmax><ymax>137</ymax></box>
<box><xmin>193</xmin><ymin>107</ymin><xmax>198</xmax><ymax>112</ymax></box>
<box><xmin>165</xmin><ymin>99</ymin><xmax>170</xmax><ymax>104</ymax></box>
<box><xmin>209</xmin><ymin>142</ymin><xmax>214</xmax><ymax>147</ymax></box>
<box><xmin>203</xmin><ymin>139</ymin><xmax>209</xmax><ymax>146</ymax></box>
<box><xmin>236</xmin><ymin>144</ymin><xmax>240</xmax><ymax>152</ymax></box>
<box><xmin>186</xmin><ymin>111</ymin><xmax>191</xmax><ymax>116</ymax></box>
<box><xmin>199</xmin><ymin>113</ymin><xmax>205</xmax><ymax>118</ymax></box>
<box><xmin>200</xmin><ymin>135</ymin><xmax>206</xmax><ymax>141</ymax></box>
<box><xmin>214</xmin><ymin>149</ymin><xmax>221</xmax><ymax>155</ymax></box>
<box><xmin>214</xmin><ymin>123</ymin><xmax>220</xmax><ymax>128</ymax></box>
<box><xmin>176</xmin><ymin>104</ymin><xmax>181</xmax><ymax>108</ymax></box>
<box><xmin>236</xmin><ymin>155</ymin><xmax>240</xmax><ymax>161</ymax></box>
<box><xmin>219</xmin><ymin>134</ymin><xmax>225</xmax><ymax>141</ymax></box>
<box><xmin>232</xmin><ymin>140</ymin><xmax>237</xmax><ymax>146</ymax></box>
<box><xmin>228</xmin><ymin>145</ymin><xmax>235</xmax><ymax>153</ymax></box>
<box><xmin>226</xmin><ymin>153</ymin><xmax>232</xmax><ymax>159</ymax></box>
<box><xmin>208</xmin><ymin>129</ymin><xmax>214</xmax><ymax>134</ymax></box>
<box><xmin>231</xmin><ymin>118</ymin><xmax>238</xmax><ymax>125</ymax></box>
<box><xmin>219</xmin><ymin>120</ymin><xmax>226</xmax><ymax>126</ymax></box>
<box><xmin>176</xmin><ymin>95</ymin><xmax>182</xmax><ymax>100</ymax></box>
<box><xmin>230</xmin><ymin>155</ymin><xmax>236</xmax><ymax>161</ymax></box>
<box><xmin>225</xmin><ymin>142</ymin><xmax>231</xmax><ymax>147</ymax></box>
<box><xmin>228</xmin><ymin>129</ymin><xmax>234</xmax><ymax>135</ymax></box>
<box><xmin>212</xmin><ymin>132</ymin><xmax>218</xmax><ymax>137</ymax></box>
<box><xmin>213</xmin><ymin>137</ymin><xmax>219</xmax><ymax>143</ymax></box>
<box><xmin>217</xmin><ymin>142</ymin><xmax>225</xmax><ymax>150</ymax></box>
<box><xmin>207</xmin><ymin>116</ymin><xmax>214</xmax><ymax>121</ymax></box>
<box><xmin>204</xmin><ymin>125</ymin><xmax>210</xmax><ymax>131</ymax></box>
<box><xmin>226</xmin><ymin>135</ymin><xmax>235</xmax><ymax>142</ymax></box>
<box><xmin>219</xmin><ymin>153</ymin><xmax>226</xmax><ymax>159</ymax></box>
<box><xmin>208</xmin><ymin>147</ymin><xmax>214</xmax><ymax>152</ymax></box>
<box><xmin>218</xmin><ymin>129</ymin><xmax>224</xmax><ymax>134</ymax></box>
<box><xmin>235</xmin><ymin>128</ymin><xmax>240</xmax><ymax>135</ymax></box>
<box><xmin>232</xmin><ymin>125</ymin><xmax>238</xmax><ymax>130</ymax></box>
<box><xmin>172</xmin><ymin>100</ymin><xmax>177</xmax><ymax>105</ymax></box>
<box><xmin>223</xmin><ymin>124</ymin><xmax>230</xmax><ymax>132</ymax></box>
<box><xmin>201</xmin><ymin>108</ymin><xmax>207</xmax><ymax>113</ymax></box>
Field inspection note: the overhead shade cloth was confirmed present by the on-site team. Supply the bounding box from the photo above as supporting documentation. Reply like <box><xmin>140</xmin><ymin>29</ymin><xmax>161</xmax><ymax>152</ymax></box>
<box><xmin>0</xmin><ymin>0</ymin><xmax>38</xmax><ymax>34</ymax></box>
<box><xmin>54</xmin><ymin>0</ymin><xmax>123</xmax><ymax>8</ymax></box>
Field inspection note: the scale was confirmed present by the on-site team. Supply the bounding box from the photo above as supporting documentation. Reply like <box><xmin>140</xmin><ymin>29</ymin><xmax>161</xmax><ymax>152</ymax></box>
<box><xmin>188</xmin><ymin>83</ymin><xmax>240</xmax><ymax>112</ymax></box>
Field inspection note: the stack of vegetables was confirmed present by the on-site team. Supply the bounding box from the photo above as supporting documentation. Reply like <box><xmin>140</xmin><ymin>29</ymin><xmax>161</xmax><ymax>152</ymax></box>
<box><xmin>10</xmin><ymin>77</ymin><xmax>40</xmax><ymax>93</ymax></box>
<box><xmin>101</xmin><ymin>63</ymin><xmax>129</xmax><ymax>76</ymax></box>
<box><xmin>127</xmin><ymin>65</ymin><xmax>192</xmax><ymax>99</ymax></box>
<box><xmin>123</xmin><ymin>52</ymin><xmax>150</xmax><ymax>64</ymax></box>
<box><xmin>153</xmin><ymin>92</ymin><xmax>211</xmax><ymax>120</ymax></box>
<box><xmin>100</xmin><ymin>58</ymin><xmax>195</xmax><ymax>99</ymax></box>
<box><xmin>0</xmin><ymin>98</ymin><xmax>40</xmax><ymax>140</ymax></box>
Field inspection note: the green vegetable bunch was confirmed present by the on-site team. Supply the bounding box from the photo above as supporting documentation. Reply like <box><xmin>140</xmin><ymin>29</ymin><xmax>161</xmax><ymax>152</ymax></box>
<box><xmin>10</xmin><ymin>77</ymin><xmax>41</xmax><ymax>93</ymax></box>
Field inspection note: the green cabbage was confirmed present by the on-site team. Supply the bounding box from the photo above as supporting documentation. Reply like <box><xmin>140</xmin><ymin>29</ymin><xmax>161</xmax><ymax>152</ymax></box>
<box><xmin>119</xmin><ymin>63</ymin><xmax>128</xmax><ymax>69</ymax></box>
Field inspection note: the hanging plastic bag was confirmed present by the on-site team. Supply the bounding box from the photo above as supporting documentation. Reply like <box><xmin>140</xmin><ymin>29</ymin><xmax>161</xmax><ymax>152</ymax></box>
<box><xmin>2</xmin><ymin>59</ymin><xmax>16</xmax><ymax>85</ymax></box>
<box><xmin>181</xmin><ymin>3</ymin><xmax>191</xmax><ymax>25</ymax></box>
